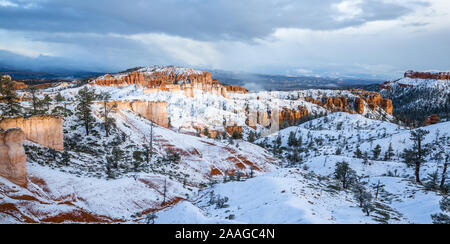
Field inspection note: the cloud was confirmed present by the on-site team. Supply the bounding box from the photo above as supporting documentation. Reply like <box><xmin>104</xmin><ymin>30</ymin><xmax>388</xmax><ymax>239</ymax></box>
<box><xmin>0</xmin><ymin>0</ymin><xmax>427</xmax><ymax>41</ymax></box>
<box><xmin>0</xmin><ymin>0</ymin><xmax>448</xmax><ymax>79</ymax></box>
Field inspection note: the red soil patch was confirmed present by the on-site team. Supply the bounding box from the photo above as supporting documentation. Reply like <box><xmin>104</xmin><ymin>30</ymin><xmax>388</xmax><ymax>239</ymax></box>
<box><xmin>210</xmin><ymin>167</ymin><xmax>223</xmax><ymax>176</ymax></box>
<box><xmin>235</xmin><ymin>163</ymin><xmax>246</xmax><ymax>170</ymax></box>
<box><xmin>0</xmin><ymin>203</ymin><xmax>37</xmax><ymax>223</ymax></box>
<box><xmin>28</xmin><ymin>176</ymin><xmax>51</xmax><ymax>194</ymax></box>
<box><xmin>161</xmin><ymin>197</ymin><xmax>185</xmax><ymax>208</ymax></box>
<box><xmin>40</xmin><ymin>209</ymin><xmax>121</xmax><ymax>223</ymax></box>
<box><xmin>236</xmin><ymin>155</ymin><xmax>261</xmax><ymax>171</ymax></box>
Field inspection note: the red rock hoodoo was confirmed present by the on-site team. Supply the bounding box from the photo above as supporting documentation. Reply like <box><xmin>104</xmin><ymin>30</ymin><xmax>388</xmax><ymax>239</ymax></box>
<box><xmin>0</xmin><ymin>128</ymin><xmax>27</xmax><ymax>186</ymax></box>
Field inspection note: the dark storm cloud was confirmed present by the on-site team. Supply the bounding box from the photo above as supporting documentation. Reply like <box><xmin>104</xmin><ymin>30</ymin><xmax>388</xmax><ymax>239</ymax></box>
<box><xmin>0</xmin><ymin>0</ymin><xmax>427</xmax><ymax>41</ymax></box>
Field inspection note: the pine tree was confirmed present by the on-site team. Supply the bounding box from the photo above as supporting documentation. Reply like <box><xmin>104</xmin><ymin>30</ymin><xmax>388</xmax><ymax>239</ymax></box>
<box><xmin>403</xmin><ymin>129</ymin><xmax>430</xmax><ymax>184</ymax></box>
<box><xmin>203</xmin><ymin>128</ymin><xmax>210</xmax><ymax>138</ymax></box>
<box><xmin>27</xmin><ymin>87</ymin><xmax>40</xmax><ymax>115</ymax></box>
<box><xmin>431</xmin><ymin>197</ymin><xmax>450</xmax><ymax>224</ymax></box>
<box><xmin>354</xmin><ymin>145</ymin><xmax>363</xmax><ymax>158</ymax></box>
<box><xmin>386</xmin><ymin>143</ymin><xmax>395</xmax><ymax>160</ymax></box>
<box><xmin>99</xmin><ymin>92</ymin><xmax>116</xmax><ymax>137</ymax></box>
<box><xmin>363</xmin><ymin>151</ymin><xmax>369</xmax><ymax>165</ymax></box>
<box><xmin>248</xmin><ymin>131</ymin><xmax>255</xmax><ymax>143</ymax></box>
<box><xmin>288</xmin><ymin>131</ymin><xmax>297</xmax><ymax>147</ymax></box>
<box><xmin>334</xmin><ymin>161</ymin><xmax>357</xmax><ymax>189</ymax></box>
<box><xmin>372</xmin><ymin>144</ymin><xmax>382</xmax><ymax>160</ymax></box>
<box><xmin>1</xmin><ymin>76</ymin><xmax>21</xmax><ymax>116</ymax></box>
<box><xmin>75</xmin><ymin>87</ymin><xmax>96</xmax><ymax>136</ymax></box>
<box><xmin>42</xmin><ymin>94</ymin><xmax>52</xmax><ymax>112</ymax></box>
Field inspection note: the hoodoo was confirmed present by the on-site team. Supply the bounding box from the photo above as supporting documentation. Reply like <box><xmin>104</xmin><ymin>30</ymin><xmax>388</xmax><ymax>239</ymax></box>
<box><xmin>0</xmin><ymin>128</ymin><xmax>27</xmax><ymax>186</ymax></box>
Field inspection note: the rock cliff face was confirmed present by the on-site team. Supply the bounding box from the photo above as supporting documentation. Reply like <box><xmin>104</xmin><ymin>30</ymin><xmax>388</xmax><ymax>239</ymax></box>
<box><xmin>424</xmin><ymin>114</ymin><xmax>441</xmax><ymax>126</ymax></box>
<box><xmin>303</xmin><ymin>90</ymin><xmax>393</xmax><ymax>116</ymax></box>
<box><xmin>106</xmin><ymin>101</ymin><xmax>169</xmax><ymax>128</ymax></box>
<box><xmin>0</xmin><ymin>116</ymin><xmax>64</xmax><ymax>151</ymax></box>
<box><xmin>244</xmin><ymin>90</ymin><xmax>393</xmax><ymax>134</ymax></box>
<box><xmin>405</xmin><ymin>70</ymin><xmax>450</xmax><ymax>80</ymax></box>
<box><xmin>92</xmin><ymin>66</ymin><xmax>246</xmax><ymax>98</ymax></box>
<box><xmin>0</xmin><ymin>128</ymin><xmax>27</xmax><ymax>186</ymax></box>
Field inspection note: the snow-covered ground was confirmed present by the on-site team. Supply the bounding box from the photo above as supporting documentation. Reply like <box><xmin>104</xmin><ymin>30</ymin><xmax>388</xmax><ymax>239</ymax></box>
<box><xmin>1</xmin><ymin>73</ymin><xmax>448</xmax><ymax>224</ymax></box>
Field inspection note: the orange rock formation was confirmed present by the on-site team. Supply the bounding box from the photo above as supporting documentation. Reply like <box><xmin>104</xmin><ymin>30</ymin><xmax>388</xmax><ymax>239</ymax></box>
<box><xmin>93</xmin><ymin>69</ymin><xmax>246</xmax><ymax>98</ymax></box>
<box><xmin>0</xmin><ymin>128</ymin><xmax>27</xmax><ymax>186</ymax></box>
<box><xmin>424</xmin><ymin>114</ymin><xmax>441</xmax><ymax>126</ymax></box>
<box><xmin>105</xmin><ymin>101</ymin><xmax>169</xmax><ymax>128</ymax></box>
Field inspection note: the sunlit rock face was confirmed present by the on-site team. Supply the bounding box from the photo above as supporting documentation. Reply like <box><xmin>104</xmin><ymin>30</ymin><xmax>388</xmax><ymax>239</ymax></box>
<box><xmin>0</xmin><ymin>128</ymin><xmax>27</xmax><ymax>186</ymax></box>
<box><xmin>103</xmin><ymin>101</ymin><xmax>169</xmax><ymax>128</ymax></box>
<box><xmin>0</xmin><ymin>116</ymin><xmax>64</xmax><ymax>151</ymax></box>
<box><xmin>304</xmin><ymin>90</ymin><xmax>393</xmax><ymax>116</ymax></box>
<box><xmin>92</xmin><ymin>66</ymin><xmax>246</xmax><ymax>98</ymax></box>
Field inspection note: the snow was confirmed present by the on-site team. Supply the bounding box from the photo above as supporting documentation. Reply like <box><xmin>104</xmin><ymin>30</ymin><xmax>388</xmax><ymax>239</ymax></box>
<box><xmin>1</xmin><ymin>68</ymin><xmax>448</xmax><ymax>223</ymax></box>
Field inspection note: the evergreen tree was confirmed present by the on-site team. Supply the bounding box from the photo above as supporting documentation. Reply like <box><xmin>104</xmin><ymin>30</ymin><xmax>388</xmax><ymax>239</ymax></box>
<box><xmin>248</xmin><ymin>131</ymin><xmax>256</xmax><ymax>143</ymax></box>
<box><xmin>1</xmin><ymin>76</ymin><xmax>21</xmax><ymax>116</ymax></box>
<box><xmin>402</xmin><ymin>129</ymin><xmax>430</xmax><ymax>184</ymax></box>
<box><xmin>27</xmin><ymin>87</ymin><xmax>40</xmax><ymax>115</ymax></box>
<box><xmin>288</xmin><ymin>131</ymin><xmax>297</xmax><ymax>147</ymax></box>
<box><xmin>335</xmin><ymin>147</ymin><xmax>342</xmax><ymax>155</ymax></box>
<box><xmin>203</xmin><ymin>128</ymin><xmax>210</xmax><ymax>138</ymax></box>
<box><xmin>75</xmin><ymin>87</ymin><xmax>96</xmax><ymax>136</ymax></box>
<box><xmin>232</xmin><ymin>130</ymin><xmax>242</xmax><ymax>140</ymax></box>
<box><xmin>385</xmin><ymin>143</ymin><xmax>395</xmax><ymax>161</ymax></box>
<box><xmin>334</xmin><ymin>161</ymin><xmax>357</xmax><ymax>189</ymax></box>
<box><xmin>363</xmin><ymin>151</ymin><xmax>369</xmax><ymax>165</ymax></box>
<box><xmin>99</xmin><ymin>92</ymin><xmax>116</xmax><ymax>137</ymax></box>
<box><xmin>431</xmin><ymin>197</ymin><xmax>450</xmax><ymax>224</ymax></box>
<box><xmin>372</xmin><ymin>144</ymin><xmax>382</xmax><ymax>160</ymax></box>
<box><xmin>424</xmin><ymin>170</ymin><xmax>440</xmax><ymax>191</ymax></box>
<box><xmin>354</xmin><ymin>145</ymin><xmax>363</xmax><ymax>158</ymax></box>
<box><xmin>42</xmin><ymin>94</ymin><xmax>52</xmax><ymax>112</ymax></box>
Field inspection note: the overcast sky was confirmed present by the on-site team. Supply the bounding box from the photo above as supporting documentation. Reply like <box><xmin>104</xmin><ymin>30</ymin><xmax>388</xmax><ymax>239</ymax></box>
<box><xmin>0</xmin><ymin>0</ymin><xmax>449</xmax><ymax>78</ymax></box>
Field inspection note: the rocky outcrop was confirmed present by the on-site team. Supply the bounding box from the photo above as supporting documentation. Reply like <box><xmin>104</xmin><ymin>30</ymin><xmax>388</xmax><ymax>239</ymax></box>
<box><xmin>1</xmin><ymin>75</ymin><xmax>28</xmax><ymax>90</ymax></box>
<box><xmin>226</xmin><ymin>126</ymin><xmax>243</xmax><ymax>137</ymax></box>
<box><xmin>278</xmin><ymin>107</ymin><xmax>309</xmax><ymax>128</ymax></box>
<box><xmin>107</xmin><ymin>101</ymin><xmax>169</xmax><ymax>128</ymax></box>
<box><xmin>0</xmin><ymin>128</ymin><xmax>27</xmax><ymax>186</ymax></box>
<box><xmin>225</xmin><ymin>85</ymin><xmax>247</xmax><ymax>94</ymax></box>
<box><xmin>405</xmin><ymin>70</ymin><xmax>450</xmax><ymax>80</ymax></box>
<box><xmin>93</xmin><ymin>67</ymin><xmax>246</xmax><ymax>99</ymax></box>
<box><xmin>303</xmin><ymin>91</ymin><xmax>392</xmax><ymax>116</ymax></box>
<box><xmin>0</xmin><ymin>116</ymin><xmax>64</xmax><ymax>151</ymax></box>
<box><xmin>424</xmin><ymin>114</ymin><xmax>441</xmax><ymax>126</ymax></box>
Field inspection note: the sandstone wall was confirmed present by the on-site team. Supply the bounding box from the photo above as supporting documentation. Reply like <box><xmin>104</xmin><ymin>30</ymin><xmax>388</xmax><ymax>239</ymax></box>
<box><xmin>108</xmin><ymin>101</ymin><xmax>169</xmax><ymax>128</ymax></box>
<box><xmin>0</xmin><ymin>128</ymin><xmax>27</xmax><ymax>186</ymax></box>
<box><xmin>0</xmin><ymin>116</ymin><xmax>64</xmax><ymax>151</ymax></box>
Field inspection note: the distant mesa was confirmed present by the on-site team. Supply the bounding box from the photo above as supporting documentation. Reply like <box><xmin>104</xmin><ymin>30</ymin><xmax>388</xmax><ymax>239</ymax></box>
<box><xmin>404</xmin><ymin>70</ymin><xmax>450</xmax><ymax>80</ymax></box>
